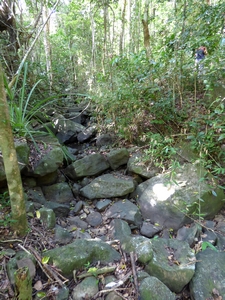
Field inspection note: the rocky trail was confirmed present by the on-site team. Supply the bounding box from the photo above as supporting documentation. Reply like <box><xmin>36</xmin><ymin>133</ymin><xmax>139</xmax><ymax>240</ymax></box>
<box><xmin>1</xmin><ymin>99</ymin><xmax>225</xmax><ymax>300</ymax></box>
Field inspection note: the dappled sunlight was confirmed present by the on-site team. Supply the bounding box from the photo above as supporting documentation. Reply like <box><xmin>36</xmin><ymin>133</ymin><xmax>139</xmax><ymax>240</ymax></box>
<box><xmin>152</xmin><ymin>183</ymin><xmax>175</xmax><ymax>202</ymax></box>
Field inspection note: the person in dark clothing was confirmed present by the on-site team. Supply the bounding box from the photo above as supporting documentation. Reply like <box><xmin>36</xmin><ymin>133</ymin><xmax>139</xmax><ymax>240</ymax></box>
<box><xmin>195</xmin><ymin>46</ymin><xmax>208</xmax><ymax>73</ymax></box>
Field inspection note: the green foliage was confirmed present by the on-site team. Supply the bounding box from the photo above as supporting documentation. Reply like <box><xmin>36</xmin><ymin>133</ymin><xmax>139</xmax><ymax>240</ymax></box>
<box><xmin>0</xmin><ymin>192</ymin><xmax>16</xmax><ymax>227</ymax></box>
<box><xmin>95</xmin><ymin>50</ymin><xmax>187</xmax><ymax>144</ymax></box>
<box><xmin>187</xmin><ymin>97</ymin><xmax>225</xmax><ymax>174</ymax></box>
<box><xmin>143</xmin><ymin>134</ymin><xmax>177</xmax><ymax>169</ymax></box>
<box><xmin>4</xmin><ymin>63</ymin><xmax>59</xmax><ymax>141</ymax></box>
<box><xmin>201</xmin><ymin>241</ymin><xmax>217</xmax><ymax>252</ymax></box>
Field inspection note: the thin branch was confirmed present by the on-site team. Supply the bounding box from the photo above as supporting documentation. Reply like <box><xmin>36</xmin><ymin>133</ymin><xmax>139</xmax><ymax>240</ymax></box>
<box><xmin>130</xmin><ymin>252</ymin><xmax>139</xmax><ymax>300</ymax></box>
<box><xmin>10</xmin><ymin>0</ymin><xmax>60</xmax><ymax>87</ymax></box>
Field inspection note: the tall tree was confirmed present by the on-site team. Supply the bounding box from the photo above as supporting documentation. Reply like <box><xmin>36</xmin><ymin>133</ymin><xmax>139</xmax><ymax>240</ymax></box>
<box><xmin>43</xmin><ymin>3</ymin><xmax>53</xmax><ymax>91</ymax></box>
<box><xmin>142</xmin><ymin>0</ymin><xmax>150</xmax><ymax>56</ymax></box>
<box><xmin>119</xmin><ymin>0</ymin><xmax>127</xmax><ymax>55</ymax></box>
<box><xmin>0</xmin><ymin>62</ymin><xmax>28</xmax><ymax>236</ymax></box>
<box><xmin>0</xmin><ymin>0</ymin><xmax>19</xmax><ymax>75</ymax></box>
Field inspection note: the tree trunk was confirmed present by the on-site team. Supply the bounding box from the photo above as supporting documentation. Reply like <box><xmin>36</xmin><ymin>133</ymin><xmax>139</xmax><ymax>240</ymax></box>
<box><xmin>0</xmin><ymin>0</ymin><xmax>19</xmax><ymax>75</ymax></box>
<box><xmin>119</xmin><ymin>0</ymin><xmax>127</xmax><ymax>55</ymax></box>
<box><xmin>142</xmin><ymin>0</ymin><xmax>150</xmax><ymax>57</ymax></box>
<box><xmin>0</xmin><ymin>62</ymin><xmax>28</xmax><ymax>236</ymax></box>
<box><xmin>43</xmin><ymin>4</ymin><xmax>53</xmax><ymax>91</ymax></box>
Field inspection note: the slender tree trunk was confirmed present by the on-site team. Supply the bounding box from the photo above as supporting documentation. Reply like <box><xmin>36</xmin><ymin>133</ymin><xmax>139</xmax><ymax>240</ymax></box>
<box><xmin>43</xmin><ymin>4</ymin><xmax>53</xmax><ymax>91</ymax></box>
<box><xmin>119</xmin><ymin>0</ymin><xmax>127</xmax><ymax>55</ymax></box>
<box><xmin>90</xmin><ymin>11</ymin><xmax>96</xmax><ymax>70</ymax></box>
<box><xmin>0</xmin><ymin>62</ymin><xmax>28</xmax><ymax>236</ymax></box>
<box><xmin>127</xmin><ymin>0</ymin><xmax>131</xmax><ymax>53</ymax></box>
<box><xmin>142</xmin><ymin>0</ymin><xmax>150</xmax><ymax>57</ymax></box>
<box><xmin>0</xmin><ymin>0</ymin><xmax>19</xmax><ymax>75</ymax></box>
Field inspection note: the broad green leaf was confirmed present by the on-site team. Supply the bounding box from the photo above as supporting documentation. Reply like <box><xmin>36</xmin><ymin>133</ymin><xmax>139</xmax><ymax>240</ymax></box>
<box><xmin>42</xmin><ymin>256</ymin><xmax>50</xmax><ymax>264</ymax></box>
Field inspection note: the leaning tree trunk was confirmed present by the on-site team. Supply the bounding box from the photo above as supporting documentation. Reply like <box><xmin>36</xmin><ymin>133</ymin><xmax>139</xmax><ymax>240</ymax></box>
<box><xmin>0</xmin><ymin>62</ymin><xmax>28</xmax><ymax>236</ymax></box>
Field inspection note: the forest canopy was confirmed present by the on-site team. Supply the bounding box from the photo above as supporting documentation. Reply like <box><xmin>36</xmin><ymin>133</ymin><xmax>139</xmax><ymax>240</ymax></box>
<box><xmin>0</xmin><ymin>0</ymin><xmax>225</xmax><ymax>169</ymax></box>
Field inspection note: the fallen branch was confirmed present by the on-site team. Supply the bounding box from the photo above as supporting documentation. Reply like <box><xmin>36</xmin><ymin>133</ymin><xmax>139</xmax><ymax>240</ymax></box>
<box><xmin>93</xmin><ymin>287</ymin><xmax>131</xmax><ymax>299</ymax></box>
<box><xmin>77</xmin><ymin>265</ymin><xmax>116</xmax><ymax>279</ymax></box>
<box><xmin>130</xmin><ymin>252</ymin><xmax>139</xmax><ymax>300</ymax></box>
<box><xmin>28</xmin><ymin>245</ymin><xmax>68</xmax><ymax>286</ymax></box>
<box><xmin>18</xmin><ymin>244</ymin><xmax>68</xmax><ymax>287</ymax></box>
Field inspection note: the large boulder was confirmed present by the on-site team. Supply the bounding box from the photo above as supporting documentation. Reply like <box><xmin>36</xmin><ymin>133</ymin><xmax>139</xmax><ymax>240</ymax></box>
<box><xmin>43</xmin><ymin>239</ymin><xmax>121</xmax><ymax>277</ymax></box>
<box><xmin>80</xmin><ymin>174</ymin><xmax>135</xmax><ymax>199</ymax></box>
<box><xmin>53</xmin><ymin>114</ymin><xmax>85</xmax><ymax>144</ymax></box>
<box><xmin>139</xmin><ymin>276</ymin><xmax>176</xmax><ymax>300</ymax></box>
<box><xmin>24</xmin><ymin>136</ymin><xmax>64</xmax><ymax>177</ymax></box>
<box><xmin>42</xmin><ymin>182</ymin><xmax>74</xmax><ymax>204</ymax></box>
<box><xmin>106</xmin><ymin>148</ymin><xmax>130</xmax><ymax>170</ymax></box>
<box><xmin>64</xmin><ymin>153</ymin><xmax>110</xmax><ymax>180</ymax></box>
<box><xmin>105</xmin><ymin>199</ymin><xmax>142</xmax><ymax>226</ymax></box>
<box><xmin>145</xmin><ymin>238</ymin><xmax>196</xmax><ymax>293</ymax></box>
<box><xmin>190</xmin><ymin>249</ymin><xmax>225</xmax><ymax>299</ymax></box>
<box><xmin>127</xmin><ymin>152</ymin><xmax>160</xmax><ymax>179</ymax></box>
<box><xmin>134</xmin><ymin>163</ymin><xmax>225</xmax><ymax>230</ymax></box>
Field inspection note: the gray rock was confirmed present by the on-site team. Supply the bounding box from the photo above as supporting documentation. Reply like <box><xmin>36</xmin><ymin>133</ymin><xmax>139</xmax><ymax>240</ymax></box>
<box><xmin>176</xmin><ymin>223</ymin><xmax>201</xmax><ymax>247</ymax></box>
<box><xmin>71</xmin><ymin>183</ymin><xmax>81</xmax><ymax>196</ymax></box>
<box><xmin>105</xmin><ymin>199</ymin><xmax>142</xmax><ymax>226</ymax></box>
<box><xmin>17</xmin><ymin>257</ymin><xmax>36</xmax><ymax>279</ymax></box>
<box><xmin>109</xmin><ymin>219</ymin><xmax>132</xmax><ymax>241</ymax></box>
<box><xmin>55</xmin><ymin>225</ymin><xmax>73</xmax><ymax>244</ymax></box>
<box><xmin>215</xmin><ymin>233</ymin><xmax>225</xmax><ymax>251</ymax></box>
<box><xmin>86</xmin><ymin>212</ymin><xmax>103</xmax><ymax>227</ymax></box>
<box><xmin>201</xmin><ymin>221</ymin><xmax>217</xmax><ymax>245</ymax></box>
<box><xmin>44</xmin><ymin>201</ymin><xmax>70</xmax><ymax>217</ymax></box>
<box><xmin>80</xmin><ymin>177</ymin><xmax>91</xmax><ymax>187</ymax></box>
<box><xmin>26</xmin><ymin>187</ymin><xmax>46</xmax><ymax>205</ymax></box>
<box><xmin>44</xmin><ymin>239</ymin><xmax>121</xmax><ymax>277</ymax></box>
<box><xmin>23</xmin><ymin>177</ymin><xmax>37</xmax><ymax>187</ymax></box>
<box><xmin>42</xmin><ymin>182</ymin><xmax>74</xmax><ymax>204</ymax></box>
<box><xmin>190</xmin><ymin>249</ymin><xmax>225</xmax><ymax>299</ymax></box>
<box><xmin>72</xmin><ymin>276</ymin><xmax>99</xmax><ymax>300</ymax></box>
<box><xmin>56</xmin><ymin>286</ymin><xmax>69</xmax><ymax>300</ymax></box>
<box><xmin>135</xmin><ymin>163</ymin><xmax>225</xmax><ymax>230</ymax></box>
<box><xmin>80</xmin><ymin>174</ymin><xmax>135</xmax><ymax>200</ymax></box>
<box><xmin>106</xmin><ymin>148</ymin><xmax>129</xmax><ymax>170</ymax></box>
<box><xmin>25</xmin><ymin>201</ymin><xmax>35</xmax><ymax>213</ymax></box>
<box><xmin>139</xmin><ymin>276</ymin><xmax>176</xmax><ymax>300</ymax></box>
<box><xmin>25</xmin><ymin>137</ymin><xmax>64</xmax><ymax>177</ymax></box>
<box><xmin>137</xmin><ymin>271</ymin><xmax>151</xmax><ymax>281</ymax></box>
<box><xmin>38</xmin><ymin>207</ymin><xmax>56</xmax><ymax>229</ymax></box>
<box><xmin>145</xmin><ymin>238</ymin><xmax>195</xmax><ymax>293</ymax></box>
<box><xmin>140</xmin><ymin>222</ymin><xmax>163</xmax><ymax>238</ymax></box>
<box><xmin>65</xmin><ymin>111</ymin><xmax>82</xmax><ymax>124</ymax></box>
<box><xmin>36</xmin><ymin>170</ymin><xmax>58</xmax><ymax>186</ymax></box>
<box><xmin>95</xmin><ymin>199</ymin><xmax>112</xmax><ymax>211</ymax></box>
<box><xmin>123</xmin><ymin>235</ymin><xmax>153</xmax><ymax>264</ymax></box>
<box><xmin>72</xmin><ymin>229</ymin><xmax>92</xmax><ymax>240</ymax></box>
<box><xmin>77</xmin><ymin>125</ymin><xmax>97</xmax><ymax>143</ymax></box>
<box><xmin>7</xmin><ymin>251</ymin><xmax>36</xmax><ymax>285</ymax></box>
<box><xmin>68</xmin><ymin>216</ymin><xmax>88</xmax><ymax>230</ymax></box>
<box><xmin>15</xmin><ymin>139</ymin><xmax>30</xmax><ymax>173</ymax></box>
<box><xmin>64</xmin><ymin>153</ymin><xmax>110</xmax><ymax>180</ymax></box>
<box><xmin>72</xmin><ymin>201</ymin><xmax>83</xmax><ymax>214</ymax></box>
<box><xmin>127</xmin><ymin>152</ymin><xmax>160</xmax><ymax>179</ymax></box>
<box><xmin>96</xmin><ymin>134</ymin><xmax>115</xmax><ymax>147</ymax></box>
<box><xmin>53</xmin><ymin>116</ymin><xmax>85</xmax><ymax>144</ymax></box>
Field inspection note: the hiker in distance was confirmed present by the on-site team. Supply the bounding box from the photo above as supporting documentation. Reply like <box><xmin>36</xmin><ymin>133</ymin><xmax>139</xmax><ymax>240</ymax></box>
<box><xmin>195</xmin><ymin>46</ymin><xmax>208</xmax><ymax>74</ymax></box>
